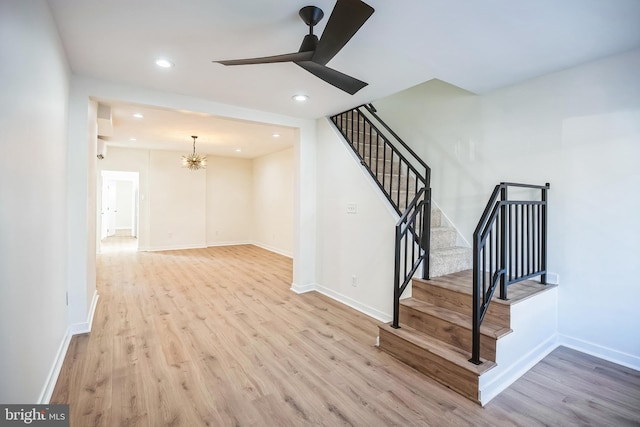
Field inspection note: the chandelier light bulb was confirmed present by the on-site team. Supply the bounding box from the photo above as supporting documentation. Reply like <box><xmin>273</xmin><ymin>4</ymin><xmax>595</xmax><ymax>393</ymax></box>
<box><xmin>182</xmin><ymin>135</ymin><xmax>207</xmax><ymax>170</ymax></box>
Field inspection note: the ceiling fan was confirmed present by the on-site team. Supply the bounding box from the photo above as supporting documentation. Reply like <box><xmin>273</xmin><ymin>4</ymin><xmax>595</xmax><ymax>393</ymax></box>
<box><xmin>214</xmin><ymin>0</ymin><xmax>375</xmax><ymax>95</ymax></box>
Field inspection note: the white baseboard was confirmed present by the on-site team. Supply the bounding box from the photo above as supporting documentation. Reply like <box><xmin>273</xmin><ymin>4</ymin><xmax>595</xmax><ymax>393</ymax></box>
<box><xmin>69</xmin><ymin>291</ymin><xmax>99</xmax><ymax>335</ymax></box>
<box><xmin>479</xmin><ymin>334</ymin><xmax>558</xmax><ymax>406</ymax></box>
<box><xmin>558</xmin><ymin>334</ymin><xmax>640</xmax><ymax>371</ymax></box>
<box><xmin>314</xmin><ymin>284</ymin><xmax>392</xmax><ymax>323</ymax></box>
<box><xmin>251</xmin><ymin>241</ymin><xmax>293</xmax><ymax>258</ymax></box>
<box><xmin>207</xmin><ymin>240</ymin><xmax>251</xmax><ymax>248</ymax></box>
<box><xmin>289</xmin><ymin>280</ymin><xmax>391</xmax><ymax>323</ymax></box>
<box><xmin>41</xmin><ymin>292</ymin><xmax>100</xmax><ymax>403</ymax></box>
<box><xmin>290</xmin><ymin>282</ymin><xmax>316</xmax><ymax>294</ymax></box>
<box><xmin>38</xmin><ymin>328</ymin><xmax>72</xmax><ymax>404</ymax></box>
<box><xmin>141</xmin><ymin>243</ymin><xmax>207</xmax><ymax>252</ymax></box>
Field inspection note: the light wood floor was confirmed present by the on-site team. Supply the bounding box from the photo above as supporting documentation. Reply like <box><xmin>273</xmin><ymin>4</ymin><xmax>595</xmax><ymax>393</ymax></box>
<box><xmin>52</xmin><ymin>243</ymin><xmax>640</xmax><ymax>426</ymax></box>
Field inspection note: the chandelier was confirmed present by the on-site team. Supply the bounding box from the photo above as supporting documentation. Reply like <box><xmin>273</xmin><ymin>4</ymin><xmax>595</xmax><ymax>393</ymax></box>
<box><xmin>182</xmin><ymin>135</ymin><xmax>207</xmax><ymax>170</ymax></box>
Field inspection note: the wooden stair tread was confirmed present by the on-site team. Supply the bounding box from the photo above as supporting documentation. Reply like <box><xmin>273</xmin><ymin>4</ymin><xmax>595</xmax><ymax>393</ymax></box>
<box><xmin>378</xmin><ymin>322</ymin><xmax>496</xmax><ymax>376</ymax></box>
<box><xmin>401</xmin><ymin>298</ymin><xmax>512</xmax><ymax>339</ymax></box>
<box><xmin>414</xmin><ymin>270</ymin><xmax>556</xmax><ymax>306</ymax></box>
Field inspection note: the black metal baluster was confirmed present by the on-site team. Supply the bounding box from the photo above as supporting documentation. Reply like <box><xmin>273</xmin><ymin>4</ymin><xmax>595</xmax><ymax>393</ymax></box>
<box><xmin>538</xmin><ymin>203</ymin><xmax>542</xmax><ymax>273</ymax></box>
<box><xmin>482</xmin><ymin>245</ymin><xmax>486</xmax><ymax>305</ymax></box>
<box><xmin>382</xmin><ymin>136</ymin><xmax>387</xmax><ymax>192</ymax></box>
<box><xmin>403</xmin><ymin>228</ymin><xmax>408</xmax><ymax>282</ymax></box>
<box><xmin>422</xmin><ymin>190</ymin><xmax>431</xmax><ymax>280</ymax></box>
<box><xmin>410</xmin><ymin>217</ymin><xmax>416</xmax><ymax>273</ymax></box>
<box><xmin>520</xmin><ymin>203</ymin><xmax>524</xmax><ymax>279</ymax></box>
<box><xmin>405</xmin><ymin>169</ymin><xmax>410</xmax><ymax>213</ymax></box>
<box><xmin>541</xmin><ymin>184</ymin><xmax>549</xmax><ymax>284</ymax></box>
<box><xmin>527</xmin><ymin>203</ymin><xmax>533</xmax><ymax>275</ymax></box>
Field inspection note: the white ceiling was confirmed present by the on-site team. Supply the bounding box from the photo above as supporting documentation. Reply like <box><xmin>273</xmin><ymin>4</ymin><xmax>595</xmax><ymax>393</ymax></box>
<box><xmin>99</xmin><ymin>101</ymin><xmax>297</xmax><ymax>158</ymax></box>
<box><xmin>47</xmin><ymin>0</ymin><xmax>640</xmax><ymax>156</ymax></box>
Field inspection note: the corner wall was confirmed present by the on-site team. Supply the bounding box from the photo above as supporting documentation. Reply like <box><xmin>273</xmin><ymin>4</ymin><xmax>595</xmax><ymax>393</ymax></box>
<box><xmin>252</xmin><ymin>147</ymin><xmax>295</xmax><ymax>257</ymax></box>
<box><xmin>312</xmin><ymin>118</ymin><xmax>397</xmax><ymax>321</ymax></box>
<box><xmin>206</xmin><ymin>156</ymin><xmax>253</xmax><ymax>246</ymax></box>
<box><xmin>0</xmin><ymin>0</ymin><xmax>71</xmax><ymax>403</ymax></box>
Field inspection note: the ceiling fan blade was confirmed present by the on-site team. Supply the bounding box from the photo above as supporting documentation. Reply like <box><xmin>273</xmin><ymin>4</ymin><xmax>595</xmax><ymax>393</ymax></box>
<box><xmin>296</xmin><ymin>61</ymin><xmax>367</xmax><ymax>95</ymax></box>
<box><xmin>215</xmin><ymin>51</ymin><xmax>313</xmax><ymax>66</ymax></box>
<box><xmin>312</xmin><ymin>0</ymin><xmax>374</xmax><ymax>65</ymax></box>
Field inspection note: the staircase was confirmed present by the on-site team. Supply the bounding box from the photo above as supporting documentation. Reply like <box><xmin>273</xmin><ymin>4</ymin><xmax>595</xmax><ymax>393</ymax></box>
<box><xmin>330</xmin><ymin>105</ymin><xmax>471</xmax><ymax>280</ymax></box>
<box><xmin>378</xmin><ymin>271</ymin><xmax>553</xmax><ymax>404</ymax></box>
<box><xmin>330</xmin><ymin>106</ymin><xmax>555</xmax><ymax>406</ymax></box>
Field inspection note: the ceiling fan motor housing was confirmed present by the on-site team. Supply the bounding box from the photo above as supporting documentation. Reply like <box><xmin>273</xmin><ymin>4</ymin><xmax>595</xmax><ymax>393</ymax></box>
<box><xmin>299</xmin><ymin>6</ymin><xmax>324</xmax><ymax>28</ymax></box>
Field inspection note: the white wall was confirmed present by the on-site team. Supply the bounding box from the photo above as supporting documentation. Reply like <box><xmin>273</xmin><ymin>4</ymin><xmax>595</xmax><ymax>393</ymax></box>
<box><xmin>206</xmin><ymin>156</ymin><xmax>253</xmax><ymax>246</ymax></box>
<box><xmin>99</xmin><ymin>147</ymin><xmax>293</xmax><ymax>254</ymax></box>
<box><xmin>312</xmin><ymin>119</ymin><xmax>397</xmax><ymax>321</ymax></box>
<box><xmin>0</xmin><ymin>0</ymin><xmax>70</xmax><ymax>403</ymax></box>
<box><xmin>373</xmin><ymin>49</ymin><xmax>640</xmax><ymax>368</ymax></box>
<box><xmin>252</xmin><ymin>148</ymin><xmax>295</xmax><ymax>257</ymax></box>
<box><xmin>148</xmin><ymin>150</ymin><xmax>207</xmax><ymax>250</ymax></box>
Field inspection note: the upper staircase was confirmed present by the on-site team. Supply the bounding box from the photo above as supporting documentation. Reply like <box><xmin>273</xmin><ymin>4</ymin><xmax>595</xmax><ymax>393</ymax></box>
<box><xmin>329</xmin><ymin>106</ymin><xmax>555</xmax><ymax>406</ymax></box>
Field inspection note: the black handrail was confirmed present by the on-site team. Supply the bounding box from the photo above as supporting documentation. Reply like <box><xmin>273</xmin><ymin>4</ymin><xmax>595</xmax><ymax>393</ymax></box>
<box><xmin>470</xmin><ymin>182</ymin><xmax>550</xmax><ymax>364</ymax></box>
<box><xmin>329</xmin><ymin>106</ymin><xmax>432</xmax><ymax>325</ymax></box>
<box><xmin>330</xmin><ymin>107</ymin><xmax>429</xmax><ymax>214</ymax></box>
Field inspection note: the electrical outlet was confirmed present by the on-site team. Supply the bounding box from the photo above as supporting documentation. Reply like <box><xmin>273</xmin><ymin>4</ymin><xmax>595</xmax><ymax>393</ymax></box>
<box><xmin>346</xmin><ymin>203</ymin><xmax>357</xmax><ymax>214</ymax></box>
<box><xmin>351</xmin><ymin>275</ymin><xmax>357</xmax><ymax>287</ymax></box>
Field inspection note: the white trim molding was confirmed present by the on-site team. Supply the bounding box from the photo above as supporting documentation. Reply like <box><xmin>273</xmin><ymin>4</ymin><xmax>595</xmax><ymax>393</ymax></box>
<box><xmin>141</xmin><ymin>243</ymin><xmax>207</xmax><ymax>252</ymax></box>
<box><xmin>207</xmin><ymin>240</ymin><xmax>251</xmax><ymax>248</ymax></box>
<box><xmin>41</xmin><ymin>291</ymin><xmax>100</xmax><ymax>403</ymax></box>
<box><xmin>292</xmin><ymin>281</ymin><xmax>391</xmax><ymax>324</ymax></box>
<box><xmin>69</xmin><ymin>291</ymin><xmax>99</xmax><ymax>335</ymax></box>
<box><xmin>251</xmin><ymin>241</ymin><xmax>293</xmax><ymax>258</ymax></box>
<box><xmin>558</xmin><ymin>334</ymin><xmax>640</xmax><ymax>372</ymax></box>
<box><xmin>290</xmin><ymin>282</ymin><xmax>316</xmax><ymax>294</ymax></box>
<box><xmin>38</xmin><ymin>328</ymin><xmax>72</xmax><ymax>404</ymax></box>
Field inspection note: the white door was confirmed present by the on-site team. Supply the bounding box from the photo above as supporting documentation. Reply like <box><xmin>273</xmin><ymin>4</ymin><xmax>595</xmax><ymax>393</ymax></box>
<box><xmin>101</xmin><ymin>179</ymin><xmax>117</xmax><ymax>238</ymax></box>
<box><xmin>107</xmin><ymin>180</ymin><xmax>117</xmax><ymax>236</ymax></box>
<box><xmin>101</xmin><ymin>178</ymin><xmax>109</xmax><ymax>239</ymax></box>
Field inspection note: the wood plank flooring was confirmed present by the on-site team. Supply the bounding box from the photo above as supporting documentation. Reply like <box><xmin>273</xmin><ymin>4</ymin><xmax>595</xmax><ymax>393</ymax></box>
<box><xmin>51</xmin><ymin>242</ymin><xmax>640</xmax><ymax>426</ymax></box>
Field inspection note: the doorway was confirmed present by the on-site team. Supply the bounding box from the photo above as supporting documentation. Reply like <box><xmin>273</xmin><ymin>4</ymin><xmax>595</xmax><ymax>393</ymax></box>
<box><xmin>99</xmin><ymin>170</ymin><xmax>139</xmax><ymax>252</ymax></box>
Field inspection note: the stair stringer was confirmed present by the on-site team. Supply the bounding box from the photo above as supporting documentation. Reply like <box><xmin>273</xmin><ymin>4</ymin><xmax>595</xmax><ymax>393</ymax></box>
<box><xmin>477</xmin><ymin>284</ymin><xmax>559</xmax><ymax>405</ymax></box>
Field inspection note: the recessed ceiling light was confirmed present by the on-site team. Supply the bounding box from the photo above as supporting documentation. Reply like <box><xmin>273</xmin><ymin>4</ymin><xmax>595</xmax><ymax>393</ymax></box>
<box><xmin>129</xmin><ymin>138</ymin><xmax>137</xmax><ymax>141</ymax></box>
<box><xmin>272</xmin><ymin>133</ymin><xmax>280</xmax><ymax>138</ymax></box>
<box><xmin>235</xmin><ymin>148</ymin><xmax>242</xmax><ymax>153</ymax></box>
<box><xmin>292</xmin><ymin>94</ymin><xmax>309</xmax><ymax>102</ymax></box>
<box><xmin>133</xmin><ymin>113</ymin><xmax>144</xmax><ymax>119</ymax></box>
<box><xmin>155</xmin><ymin>59</ymin><xmax>174</xmax><ymax>68</ymax></box>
